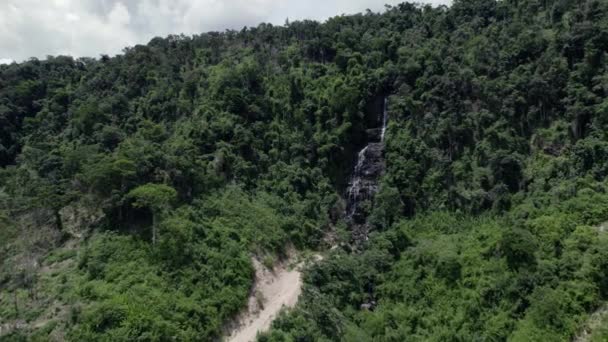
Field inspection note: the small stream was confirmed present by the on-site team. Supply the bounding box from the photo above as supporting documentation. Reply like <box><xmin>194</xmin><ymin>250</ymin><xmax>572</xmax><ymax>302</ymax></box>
<box><xmin>345</xmin><ymin>98</ymin><xmax>388</xmax><ymax>242</ymax></box>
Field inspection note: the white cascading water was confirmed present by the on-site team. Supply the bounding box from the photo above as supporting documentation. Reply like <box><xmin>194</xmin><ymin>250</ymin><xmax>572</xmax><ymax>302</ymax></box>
<box><xmin>346</xmin><ymin>146</ymin><xmax>369</xmax><ymax>217</ymax></box>
<box><xmin>380</xmin><ymin>97</ymin><xmax>388</xmax><ymax>142</ymax></box>
<box><xmin>345</xmin><ymin>98</ymin><xmax>388</xmax><ymax>222</ymax></box>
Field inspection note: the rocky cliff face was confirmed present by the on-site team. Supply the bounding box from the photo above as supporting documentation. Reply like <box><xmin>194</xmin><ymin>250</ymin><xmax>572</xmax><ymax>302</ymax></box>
<box><xmin>345</xmin><ymin>98</ymin><xmax>388</xmax><ymax>243</ymax></box>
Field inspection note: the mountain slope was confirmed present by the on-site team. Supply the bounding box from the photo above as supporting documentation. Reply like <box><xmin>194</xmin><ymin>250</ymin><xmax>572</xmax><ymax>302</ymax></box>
<box><xmin>1</xmin><ymin>0</ymin><xmax>608</xmax><ymax>341</ymax></box>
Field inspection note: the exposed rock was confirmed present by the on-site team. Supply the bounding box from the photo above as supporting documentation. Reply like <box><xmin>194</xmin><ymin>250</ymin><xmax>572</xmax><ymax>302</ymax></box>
<box><xmin>574</xmin><ymin>303</ymin><xmax>608</xmax><ymax>342</ymax></box>
<box><xmin>366</xmin><ymin>128</ymin><xmax>382</xmax><ymax>142</ymax></box>
<box><xmin>58</xmin><ymin>199</ymin><xmax>105</xmax><ymax>238</ymax></box>
<box><xmin>345</xmin><ymin>98</ymin><xmax>388</xmax><ymax>244</ymax></box>
<box><xmin>360</xmin><ymin>300</ymin><xmax>377</xmax><ymax>311</ymax></box>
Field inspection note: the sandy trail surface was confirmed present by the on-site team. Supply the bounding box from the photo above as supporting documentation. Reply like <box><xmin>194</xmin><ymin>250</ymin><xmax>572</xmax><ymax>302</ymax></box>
<box><xmin>225</xmin><ymin>257</ymin><xmax>303</xmax><ymax>342</ymax></box>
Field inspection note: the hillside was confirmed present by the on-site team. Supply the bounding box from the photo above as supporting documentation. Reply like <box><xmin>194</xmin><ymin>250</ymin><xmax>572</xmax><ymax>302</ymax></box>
<box><xmin>2</xmin><ymin>0</ymin><xmax>608</xmax><ymax>340</ymax></box>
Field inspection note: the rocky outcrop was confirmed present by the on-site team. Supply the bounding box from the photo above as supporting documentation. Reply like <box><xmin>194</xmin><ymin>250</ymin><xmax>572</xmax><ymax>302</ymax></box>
<box><xmin>58</xmin><ymin>200</ymin><xmax>105</xmax><ymax>238</ymax></box>
<box><xmin>346</xmin><ymin>143</ymin><xmax>385</xmax><ymax>223</ymax></box>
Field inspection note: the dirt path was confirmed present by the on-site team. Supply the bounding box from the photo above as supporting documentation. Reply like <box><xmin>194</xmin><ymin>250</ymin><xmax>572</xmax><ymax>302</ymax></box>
<box><xmin>225</xmin><ymin>257</ymin><xmax>304</xmax><ymax>342</ymax></box>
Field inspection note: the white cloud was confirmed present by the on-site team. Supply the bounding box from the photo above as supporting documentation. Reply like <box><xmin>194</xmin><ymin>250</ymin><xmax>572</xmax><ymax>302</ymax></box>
<box><xmin>0</xmin><ymin>0</ymin><xmax>451</xmax><ymax>62</ymax></box>
<box><xmin>0</xmin><ymin>0</ymin><xmax>137</xmax><ymax>61</ymax></box>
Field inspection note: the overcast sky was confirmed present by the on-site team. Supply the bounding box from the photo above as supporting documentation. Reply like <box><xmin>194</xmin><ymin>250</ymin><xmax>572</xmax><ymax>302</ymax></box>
<box><xmin>0</xmin><ymin>0</ymin><xmax>451</xmax><ymax>64</ymax></box>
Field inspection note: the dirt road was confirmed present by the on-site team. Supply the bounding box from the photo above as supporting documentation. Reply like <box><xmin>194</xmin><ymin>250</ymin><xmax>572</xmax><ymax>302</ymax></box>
<box><xmin>225</xmin><ymin>257</ymin><xmax>303</xmax><ymax>342</ymax></box>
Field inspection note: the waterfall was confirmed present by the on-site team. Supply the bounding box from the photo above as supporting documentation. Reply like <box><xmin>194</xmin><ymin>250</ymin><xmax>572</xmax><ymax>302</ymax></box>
<box><xmin>380</xmin><ymin>98</ymin><xmax>388</xmax><ymax>142</ymax></box>
<box><xmin>346</xmin><ymin>146</ymin><xmax>369</xmax><ymax>217</ymax></box>
<box><xmin>345</xmin><ymin>97</ymin><xmax>388</xmax><ymax>241</ymax></box>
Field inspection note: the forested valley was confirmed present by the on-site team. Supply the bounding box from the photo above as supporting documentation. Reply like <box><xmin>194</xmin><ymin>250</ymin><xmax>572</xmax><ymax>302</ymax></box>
<box><xmin>2</xmin><ymin>0</ymin><xmax>608</xmax><ymax>340</ymax></box>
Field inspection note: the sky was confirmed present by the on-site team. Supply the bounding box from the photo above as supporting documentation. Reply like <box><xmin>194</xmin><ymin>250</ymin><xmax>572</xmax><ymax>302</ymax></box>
<box><xmin>0</xmin><ymin>0</ymin><xmax>451</xmax><ymax>64</ymax></box>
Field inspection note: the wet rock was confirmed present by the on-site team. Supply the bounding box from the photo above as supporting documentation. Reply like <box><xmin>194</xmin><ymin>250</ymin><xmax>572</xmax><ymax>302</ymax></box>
<box><xmin>360</xmin><ymin>300</ymin><xmax>377</xmax><ymax>311</ymax></box>
<box><xmin>345</xmin><ymin>98</ymin><xmax>388</xmax><ymax>243</ymax></box>
<box><xmin>366</xmin><ymin>128</ymin><xmax>382</xmax><ymax>142</ymax></box>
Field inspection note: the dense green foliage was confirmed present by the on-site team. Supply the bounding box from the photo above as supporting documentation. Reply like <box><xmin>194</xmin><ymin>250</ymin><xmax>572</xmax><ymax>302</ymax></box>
<box><xmin>264</xmin><ymin>192</ymin><xmax>608</xmax><ymax>341</ymax></box>
<box><xmin>2</xmin><ymin>0</ymin><xmax>608</xmax><ymax>340</ymax></box>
